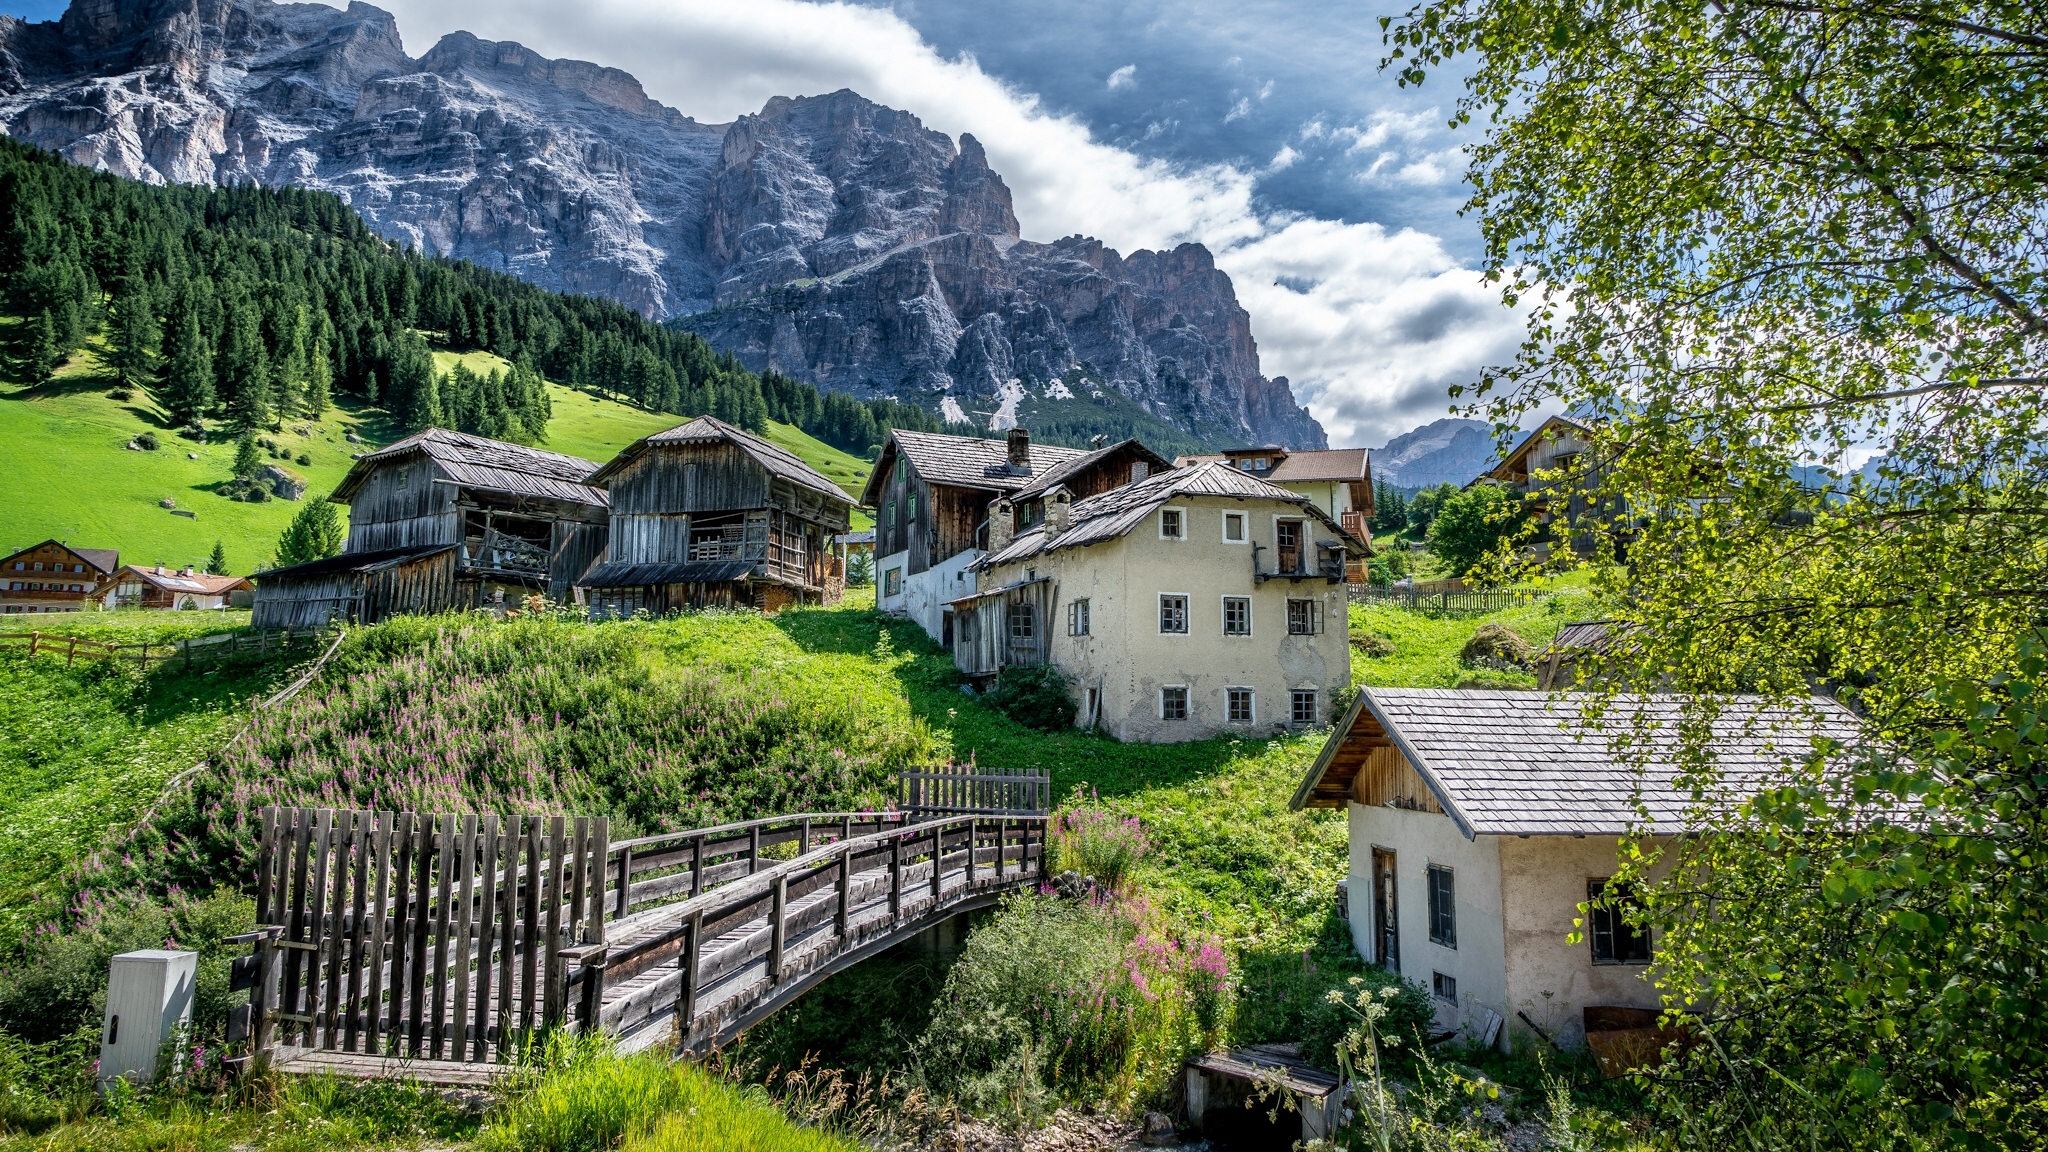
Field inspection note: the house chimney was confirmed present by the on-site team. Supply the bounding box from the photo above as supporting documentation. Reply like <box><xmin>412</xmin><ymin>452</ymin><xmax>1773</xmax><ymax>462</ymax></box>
<box><xmin>1006</xmin><ymin>428</ymin><xmax>1031</xmax><ymax>472</ymax></box>
<box><xmin>1130</xmin><ymin>461</ymin><xmax>1149</xmax><ymax>484</ymax></box>
<box><xmin>1045</xmin><ymin>487</ymin><xmax>1072</xmax><ymax>539</ymax></box>
<box><xmin>987</xmin><ymin>496</ymin><xmax>1015</xmax><ymax>552</ymax></box>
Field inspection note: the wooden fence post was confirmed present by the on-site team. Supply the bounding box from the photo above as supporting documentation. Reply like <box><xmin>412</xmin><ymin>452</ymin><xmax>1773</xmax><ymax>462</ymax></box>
<box><xmin>930</xmin><ymin>821</ymin><xmax>943</xmax><ymax>900</ymax></box>
<box><xmin>678</xmin><ymin>909</ymin><xmax>702</xmax><ymax>1044</ymax></box>
<box><xmin>691</xmin><ymin>834</ymin><xmax>705</xmax><ymax>897</ymax></box>
<box><xmin>748</xmin><ymin>824</ymin><xmax>761</xmax><ymax>876</ymax></box>
<box><xmin>836</xmin><ymin>844</ymin><xmax>851</xmax><ymax>938</ymax></box>
<box><xmin>889</xmin><ymin>833</ymin><xmax>902</xmax><ymax>923</ymax></box>
<box><xmin>27</xmin><ymin>632</ymin><xmax>38</xmax><ymax>657</ymax></box>
<box><xmin>769</xmin><ymin>873</ymin><xmax>788</xmax><ymax>984</ymax></box>
<box><xmin>65</xmin><ymin>636</ymin><xmax>76</xmax><ymax>667</ymax></box>
<box><xmin>614</xmin><ymin>845</ymin><xmax>633</xmax><ymax>919</ymax></box>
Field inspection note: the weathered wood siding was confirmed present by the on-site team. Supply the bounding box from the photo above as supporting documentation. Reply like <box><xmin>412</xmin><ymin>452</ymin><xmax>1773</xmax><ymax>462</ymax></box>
<box><xmin>345</xmin><ymin>460</ymin><xmax>460</xmax><ymax>553</ymax></box>
<box><xmin>550</xmin><ymin>521</ymin><xmax>610</xmax><ymax>600</ymax></box>
<box><xmin>608</xmin><ymin>443</ymin><xmax>767</xmax><ymax>519</ymax></box>
<box><xmin>252</xmin><ymin>573</ymin><xmax>362</xmax><ymax>629</ymax></box>
<box><xmin>255</xmin><ymin>551</ymin><xmax>462</xmax><ymax>629</ymax></box>
<box><xmin>951</xmin><ymin>582</ymin><xmax>1050</xmax><ymax>677</ymax></box>
<box><xmin>597</xmin><ymin>444</ymin><xmax>848</xmax><ymax>591</ymax></box>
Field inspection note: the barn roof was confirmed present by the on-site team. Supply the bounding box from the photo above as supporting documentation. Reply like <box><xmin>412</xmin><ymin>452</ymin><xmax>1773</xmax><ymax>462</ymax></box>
<box><xmin>587</xmin><ymin>416</ymin><xmax>851</xmax><ymax>503</ymax></box>
<box><xmin>1009</xmin><ymin>438</ymin><xmax>1173</xmax><ymax>503</ymax></box>
<box><xmin>860</xmin><ymin>430</ymin><xmax>1087</xmax><ymax>504</ymax></box>
<box><xmin>332</xmin><ymin>429</ymin><xmax>608</xmax><ymax>506</ymax></box>
<box><xmin>253</xmin><ymin>544</ymin><xmax>457</xmax><ymax>581</ymax></box>
<box><xmin>973</xmin><ymin>461</ymin><xmax>1361</xmax><ymax>570</ymax></box>
<box><xmin>1289</xmin><ymin>687</ymin><xmax>1870</xmax><ymax>838</ymax></box>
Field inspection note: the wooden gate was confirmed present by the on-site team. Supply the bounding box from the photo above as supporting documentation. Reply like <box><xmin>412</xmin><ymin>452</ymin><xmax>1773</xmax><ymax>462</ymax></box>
<box><xmin>230</xmin><ymin>806</ymin><xmax>610</xmax><ymax>1073</ymax></box>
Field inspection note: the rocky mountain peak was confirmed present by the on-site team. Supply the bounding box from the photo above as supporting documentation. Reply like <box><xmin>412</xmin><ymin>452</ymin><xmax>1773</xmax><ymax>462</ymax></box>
<box><xmin>0</xmin><ymin>0</ymin><xmax>1329</xmax><ymax>449</ymax></box>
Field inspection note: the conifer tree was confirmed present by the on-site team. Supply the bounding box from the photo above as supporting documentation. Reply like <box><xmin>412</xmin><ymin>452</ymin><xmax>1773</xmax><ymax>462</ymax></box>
<box><xmin>111</xmin><ymin>288</ymin><xmax>159</xmax><ymax>387</ymax></box>
<box><xmin>22</xmin><ymin>309</ymin><xmax>58</xmax><ymax>384</ymax></box>
<box><xmin>233</xmin><ymin>433</ymin><xmax>261</xmax><ymax>480</ymax></box>
<box><xmin>155</xmin><ymin>306</ymin><xmax>216</xmax><ymax>429</ymax></box>
<box><xmin>271</xmin><ymin>495</ymin><xmax>345</xmax><ymax>568</ymax></box>
<box><xmin>205</xmin><ymin>540</ymin><xmax>228</xmax><ymax>576</ymax></box>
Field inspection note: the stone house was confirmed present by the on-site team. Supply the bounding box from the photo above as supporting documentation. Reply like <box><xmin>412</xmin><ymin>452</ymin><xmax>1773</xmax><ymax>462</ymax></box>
<box><xmin>954</xmin><ymin>461</ymin><xmax>1365</xmax><ymax>742</ymax></box>
<box><xmin>1289</xmin><ymin>687</ymin><xmax>1865</xmax><ymax>1049</ymax></box>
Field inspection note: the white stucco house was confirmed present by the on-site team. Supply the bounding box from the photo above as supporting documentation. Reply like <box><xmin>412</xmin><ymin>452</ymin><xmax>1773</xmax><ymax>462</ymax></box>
<box><xmin>1290</xmin><ymin>688</ymin><xmax>1866</xmax><ymax>1050</ymax></box>
<box><xmin>951</xmin><ymin>461</ymin><xmax>1368</xmax><ymax>743</ymax></box>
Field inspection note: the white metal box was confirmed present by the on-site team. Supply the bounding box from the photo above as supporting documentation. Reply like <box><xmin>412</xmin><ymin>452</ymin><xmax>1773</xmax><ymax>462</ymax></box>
<box><xmin>98</xmin><ymin>949</ymin><xmax>196</xmax><ymax>1089</ymax></box>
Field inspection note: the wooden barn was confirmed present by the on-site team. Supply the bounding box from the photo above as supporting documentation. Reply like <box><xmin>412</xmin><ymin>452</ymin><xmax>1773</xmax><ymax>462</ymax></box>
<box><xmin>252</xmin><ymin>430</ymin><xmax>609</xmax><ymax>628</ymax></box>
<box><xmin>578</xmin><ymin>416</ymin><xmax>853</xmax><ymax>616</ymax></box>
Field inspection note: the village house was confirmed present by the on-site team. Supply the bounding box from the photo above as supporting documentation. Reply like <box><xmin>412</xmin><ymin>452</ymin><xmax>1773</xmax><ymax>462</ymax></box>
<box><xmin>577</xmin><ymin>416</ymin><xmax>853</xmax><ymax>615</ymax></box>
<box><xmin>864</xmin><ymin>428</ymin><xmax>1168</xmax><ymax>644</ymax></box>
<box><xmin>1473</xmin><ymin>415</ymin><xmax>1613</xmax><ymax>559</ymax></box>
<box><xmin>1290</xmin><ymin>687</ymin><xmax>1865</xmax><ymax>1050</ymax></box>
<box><xmin>954</xmin><ymin>461</ymin><xmax>1365</xmax><ymax>741</ymax></box>
<box><xmin>1178</xmin><ymin>446</ymin><xmax>1374</xmax><ymax>580</ymax></box>
<box><xmin>251</xmin><ymin>429</ymin><xmax>610</xmax><ymax>628</ymax></box>
<box><xmin>0</xmin><ymin>539</ymin><xmax>118</xmax><ymax>613</ymax></box>
<box><xmin>94</xmin><ymin>564</ymin><xmax>253</xmax><ymax>611</ymax></box>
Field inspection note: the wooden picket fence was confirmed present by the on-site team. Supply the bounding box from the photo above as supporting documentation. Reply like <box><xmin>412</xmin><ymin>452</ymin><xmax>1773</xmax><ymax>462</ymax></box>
<box><xmin>0</xmin><ymin>628</ymin><xmax>332</xmax><ymax>672</ymax></box>
<box><xmin>899</xmin><ymin>763</ymin><xmax>1052</xmax><ymax>816</ymax></box>
<box><xmin>1349</xmin><ymin>585</ymin><xmax>1547</xmax><ymax>614</ymax></box>
<box><xmin>230</xmin><ymin>807</ymin><xmax>611</xmax><ymax>1070</ymax></box>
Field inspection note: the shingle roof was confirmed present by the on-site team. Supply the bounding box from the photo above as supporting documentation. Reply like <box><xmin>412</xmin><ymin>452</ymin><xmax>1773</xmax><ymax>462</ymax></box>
<box><xmin>1547</xmin><ymin>620</ymin><xmax>1619</xmax><ymax>654</ymax></box>
<box><xmin>5</xmin><ymin>539</ymin><xmax>118</xmax><ymax>573</ymax></box>
<box><xmin>861</xmin><ymin>430</ymin><xmax>1087</xmax><ymax>504</ymax></box>
<box><xmin>333</xmin><ymin>429</ymin><xmax>608</xmax><ymax>506</ymax></box>
<box><xmin>1010</xmin><ymin>438</ymin><xmax>1172</xmax><ymax>503</ymax></box>
<box><xmin>587</xmin><ymin>416</ymin><xmax>851</xmax><ymax>503</ymax></box>
<box><xmin>253</xmin><ymin>544</ymin><xmax>457</xmax><ymax>580</ymax></box>
<box><xmin>974</xmin><ymin>461</ymin><xmax>1356</xmax><ymax>569</ymax></box>
<box><xmin>1295</xmin><ymin>688</ymin><xmax>1870</xmax><ymax>838</ymax></box>
<box><xmin>1269</xmin><ymin>448</ymin><xmax>1369</xmax><ymax>484</ymax></box>
<box><xmin>110</xmin><ymin>565</ymin><xmax>254</xmax><ymax>594</ymax></box>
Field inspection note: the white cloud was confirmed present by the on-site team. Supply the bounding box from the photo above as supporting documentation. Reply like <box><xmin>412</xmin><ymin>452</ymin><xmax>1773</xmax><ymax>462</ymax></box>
<box><xmin>357</xmin><ymin>0</ymin><xmax>1513</xmax><ymax>447</ymax></box>
<box><xmin>1257</xmin><ymin>80</ymin><xmax>1274</xmax><ymax>99</ymax></box>
<box><xmin>1266</xmin><ymin>144</ymin><xmax>1300</xmax><ymax>173</ymax></box>
<box><xmin>1106</xmin><ymin>64</ymin><xmax>1137</xmax><ymax>90</ymax></box>
<box><xmin>1223</xmin><ymin>96</ymin><xmax>1253</xmax><ymax>123</ymax></box>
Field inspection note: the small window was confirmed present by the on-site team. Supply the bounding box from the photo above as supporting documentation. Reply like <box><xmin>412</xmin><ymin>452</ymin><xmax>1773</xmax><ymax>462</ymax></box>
<box><xmin>1432</xmin><ymin>971</ymin><xmax>1458</xmax><ymax>1004</ymax></box>
<box><xmin>7</xmin><ymin>582</ymin><xmax>18</xmax><ymax>590</ymax></box>
<box><xmin>885</xmin><ymin>500</ymin><xmax>896</xmax><ymax>529</ymax></box>
<box><xmin>396</xmin><ymin>467</ymin><xmax>409</xmax><ymax>489</ymax></box>
<box><xmin>1427</xmin><ymin>865</ymin><xmax>1457</xmax><ymax>948</ymax></box>
<box><xmin>1227</xmin><ymin>688</ymin><xmax>1254</xmax><ymax>723</ymax></box>
<box><xmin>1160</xmin><ymin>508</ymin><xmax>1184</xmax><ymax>539</ymax></box>
<box><xmin>1589</xmin><ymin>879</ymin><xmax>1652</xmax><ymax>964</ymax></box>
<box><xmin>31</xmin><ymin>563</ymin><xmax>42</xmax><ymax>571</ymax></box>
<box><xmin>68</xmin><ymin>584</ymin><xmax>82</xmax><ymax>592</ymax></box>
<box><xmin>1068</xmin><ymin>598</ymin><xmax>1091</xmax><ymax>636</ymax></box>
<box><xmin>883</xmin><ymin>568</ymin><xmax>902</xmax><ymax>597</ymax></box>
<box><xmin>1008</xmin><ymin>601</ymin><xmax>1035</xmax><ymax>640</ymax></box>
<box><xmin>1291</xmin><ymin>690</ymin><xmax>1318</xmax><ymax>726</ymax></box>
<box><xmin>27</xmin><ymin>582</ymin><xmax>40</xmax><ymax>591</ymax></box>
<box><xmin>1161</xmin><ymin>686</ymin><xmax>1188</xmax><ymax>720</ymax></box>
<box><xmin>1223</xmin><ymin>512</ymin><xmax>1246</xmax><ymax>542</ymax></box>
<box><xmin>1159</xmin><ymin>594</ymin><xmax>1189</xmax><ymax>634</ymax></box>
<box><xmin>907</xmin><ymin>493</ymin><xmax>918</xmax><ymax>522</ymax></box>
<box><xmin>1223</xmin><ymin>596</ymin><xmax>1250</xmax><ymax>636</ymax></box>
<box><xmin>1287</xmin><ymin>599</ymin><xmax>1322</xmax><ymax>635</ymax></box>
<box><xmin>72</xmin><ymin>564</ymin><xmax>82</xmax><ymax>573</ymax></box>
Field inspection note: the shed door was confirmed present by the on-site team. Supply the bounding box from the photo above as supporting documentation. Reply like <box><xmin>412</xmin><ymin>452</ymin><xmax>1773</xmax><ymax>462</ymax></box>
<box><xmin>1371</xmin><ymin>847</ymin><xmax>1400</xmax><ymax>973</ymax></box>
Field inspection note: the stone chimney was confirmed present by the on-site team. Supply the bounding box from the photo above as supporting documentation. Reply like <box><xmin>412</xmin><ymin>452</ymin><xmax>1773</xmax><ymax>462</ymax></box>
<box><xmin>987</xmin><ymin>496</ymin><xmax>1015</xmax><ymax>552</ymax></box>
<box><xmin>1006</xmin><ymin>428</ymin><xmax>1031</xmax><ymax>473</ymax></box>
<box><xmin>1045</xmin><ymin>487</ymin><xmax>1073</xmax><ymax>539</ymax></box>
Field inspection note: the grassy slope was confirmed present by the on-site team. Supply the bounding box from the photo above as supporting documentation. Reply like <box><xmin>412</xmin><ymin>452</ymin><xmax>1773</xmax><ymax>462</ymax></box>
<box><xmin>0</xmin><ymin>342</ymin><xmax>877</xmax><ymax>573</ymax></box>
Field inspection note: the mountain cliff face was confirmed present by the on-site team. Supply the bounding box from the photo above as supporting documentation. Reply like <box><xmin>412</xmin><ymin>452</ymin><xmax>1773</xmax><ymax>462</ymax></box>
<box><xmin>1370</xmin><ymin>417</ymin><xmax>1496</xmax><ymax>489</ymax></box>
<box><xmin>0</xmin><ymin>0</ymin><xmax>1327</xmax><ymax>449</ymax></box>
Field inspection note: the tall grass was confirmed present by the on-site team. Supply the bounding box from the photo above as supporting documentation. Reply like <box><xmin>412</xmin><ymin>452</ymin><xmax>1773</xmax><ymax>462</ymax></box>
<box><xmin>1051</xmin><ymin>801</ymin><xmax>1149</xmax><ymax>894</ymax></box>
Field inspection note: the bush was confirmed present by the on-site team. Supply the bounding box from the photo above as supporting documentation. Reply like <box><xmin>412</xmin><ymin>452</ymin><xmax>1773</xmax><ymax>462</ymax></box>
<box><xmin>1354</xmin><ymin>633</ymin><xmax>1396</xmax><ymax>658</ymax></box>
<box><xmin>134</xmin><ymin>431</ymin><xmax>158</xmax><ymax>451</ymax></box>
<box><xmin>1426</xmin><ymin>483</ymin><xmax>1529</xmax><ymax>578</ymax></box>
<box><xmin>1296</xmin><ymin>967</ymin><xmax>1434</xmax><ymax>1072</ymax></box>
<box><xmin>1460</xmin><ymin>622</ymin><xmax>1531</xmax><ymax>670</ymax></box>
<box><xmin>984</xmin><ymin>665</ymin><xmax>1075</xmax><ymax>732</ymax></box>
<box><xmin>1052</xmin><ymin>804</ymin><xmax>1148</xmax><ymax>894</ymax></box>
<box><xmin>296</xmin><ymin>453</ymin><xmax>311</xmax><ymax>466</ymax></box>
<box><xmin>106</xmin><ymin>389</ymin><xmax>132</xmax><ymax>402</ymax></box>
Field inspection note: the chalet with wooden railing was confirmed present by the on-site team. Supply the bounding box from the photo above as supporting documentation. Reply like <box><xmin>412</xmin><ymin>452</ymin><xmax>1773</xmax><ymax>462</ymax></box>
<box><xmin>577</xmin><ymin>417</ymin><xmax>853</xmax><ymax>616</ymax></box>
<box><xmin>251</xmin><ymin>430</ymin><xmax>610</xmax><ymax>628</ymax></box>
<box><xmin>1175</xmin><ymin>446</ymin><xmax>1374</xmax><ymax>579</ymax></box>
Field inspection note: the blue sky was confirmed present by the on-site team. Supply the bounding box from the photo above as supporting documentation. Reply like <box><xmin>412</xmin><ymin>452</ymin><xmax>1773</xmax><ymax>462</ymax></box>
<box><xmin>2</xmin><ymin>0</ymin><xmax>1524</xmax><ymax>446</ymax></box>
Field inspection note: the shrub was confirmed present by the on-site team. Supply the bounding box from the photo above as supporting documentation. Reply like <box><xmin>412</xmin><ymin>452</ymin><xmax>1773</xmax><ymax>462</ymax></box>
<box><xmin>1427</xmin><ymin>483</ymin><xmax>1529</xmax><ymax>578</ymax></box>
<box><xmin>296</xmin><ymin>452</ymin><xmax>311</xmax><ymax>466</ymax></box>
<box><xmin>134</xmin><ymin>431</ymin><xmax>158</xmax><ymax>451</ymax></box>
<box><xmin>1052</xmin><ymin>804</ymin><xmax>1149</xmax><ymax>894</ymax></box>
<box><xmin>106</xmin><ymin>389</ymin><xmax>132</xmax><ymax>402</ymax></box>
<box><xmin>984</xmin><ymin>664</ymin><xmax>1075</xmax><ymax>731</ymax></box>
<box><xmin>1296</xmin><ymin>966</ymin><xmax>1434</xmax><ymax>1073</ymax></box>
<box><xmin>917</xmin><ymin>894</ymin><xmax>1226</xmax><ymax>1120</ymax></box>
<box><xmin>1460</xmin><ymin>622</ymin><xmax>1531</xmax><ymax>670</ymax></box>
<box><xmin>1353</xmin><ymin>633</ymin><xmax>1396</xmax><ymax>658</ymax></box>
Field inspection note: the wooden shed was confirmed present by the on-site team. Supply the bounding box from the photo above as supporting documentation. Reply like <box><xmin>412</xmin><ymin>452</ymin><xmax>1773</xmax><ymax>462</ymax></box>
<box><xmin>579</xmin><ymin>416</ymin><xmax>852</xmax><ymax>615</ymax></box>
<box><xmin>250</xmin><ymin>546</ymin><xmax>459</xmax><ymax>629</ymax></box>
<box><xmin>252</xmin><ymin>429</ymin><xmax>609</xmax><ymax>626</ymax></box>
<box><xmin>945</xmin><ymin>576</ymin><xmax>1052</xmax><ymax>679</ymax></box>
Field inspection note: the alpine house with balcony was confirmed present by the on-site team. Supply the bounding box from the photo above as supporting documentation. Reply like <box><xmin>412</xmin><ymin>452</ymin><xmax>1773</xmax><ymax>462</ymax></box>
<box><xmin>251</xmin><ymin>429</ymin><xmax>610</xmax><ymax>628</ymax></box>
<box><xmin>577</xmin><ymin>416</ymin><xmax>854</xmax><ymax>615</ymax></box>
<box><xmin>954</xmin><ymin>461</ymin><xmax>1366</xmax><ymax>743</ymax></box>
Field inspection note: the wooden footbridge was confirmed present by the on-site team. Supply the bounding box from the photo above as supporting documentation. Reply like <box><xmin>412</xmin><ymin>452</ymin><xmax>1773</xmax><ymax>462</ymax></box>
<box><xmin>227</xmin><ymin>766</ymin><xmax>1051</xmax><ymax>1084</ymax></box>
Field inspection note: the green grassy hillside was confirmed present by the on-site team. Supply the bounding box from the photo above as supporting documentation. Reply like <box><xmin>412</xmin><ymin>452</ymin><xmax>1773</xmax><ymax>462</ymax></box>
<box><xmin>0</xmin><ymin>341</ymin><xmax>876</xmax><ymax>572</ymax></box>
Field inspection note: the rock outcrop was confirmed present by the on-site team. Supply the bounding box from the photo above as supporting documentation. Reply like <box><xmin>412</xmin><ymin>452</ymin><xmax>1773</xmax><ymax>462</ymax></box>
<box><xmin>0</xmin><ymin>0</ymin><xmax>1327</xmax><ymax>448</ymax></box>
<box><xmin>1370</xmin><ymin>417</ymin><xmax>1496</xmax><ymax>489</ymax></box>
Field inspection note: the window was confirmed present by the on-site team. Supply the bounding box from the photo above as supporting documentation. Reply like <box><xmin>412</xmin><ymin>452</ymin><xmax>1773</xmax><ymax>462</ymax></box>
<box><xmin>1427</xmin><ymin>865</ymin><xmax>1457</xmax><ymax>948</ymax></box>
<box><xmin>883</xmin><ymin>568</ymin><xmax>902</xmax><ymax>597</ymax></box>
<box><xmin>1161</xmin><ymin>686</ymin><xmax>1188</xmax><ymax>720</ymax></box>
<box><xmin>1276</xmin><ymin>520</ymin><xmax>1303</xmax><ymax>572</ymax></box>
<box><xmin>1291</xmin><ymin>690</ymin><xmax>1318</xmax><ymax>725</ymax></box>
<box><xmin>1433</xmin><ymin>971</ymin><xmax>1459</xmax><ymax>1004</ymax></box>
<box><xmin>67</xmin><ymin>584</ymin><xmax>82</xmax><ymax>592</ymax></box>
<box><xmin>9</xmin><ymin>563</ymin><xmax>20</xmax><ymax>570</ymax></box>
<box><xmin>396</xmin><ymin>467</ymin><xmax>408</xmax><ymax>489</ymax></box>
<box><xmin>1227</xmin><ymin>688</ymin><xmax>1254</xmax><ymax>723</ymax></box>
<box><xmin>907</xmin><ymin>493</ymin><xmax>918</xmax><ymax>522</ymax></box>
<box><xmin>1223</xmin><ymin>512</ymin><xmax>1246</xmax><ymax>542</ymax></box>
<box><xmin>1223</xmin><ymin>596</ymin><xmax>1251</xmax><ymax>636</ymax></box>
<box><xmin>885</xmin><ymin>500</ymin><xmax>896</xmax><ymax>529</ymax></box>
<box><xmin>7</xmin><ymin>582</ymin><xmax>19</xmax><ymax>591</ymax></box>
<box><xmin>1588</xmin><ymin>880</ymin><xmax>1652</xmax><ymax>964</ymax></box>
<box><xmin>30</xmin><ymin>563</ymin><xmax>42</xmax><ymax>571</ymax></box>
<box><xmin>1068</xmin><ymin>598</ymin><xmax>1091</xmax><ymax>636</ymax></box>
<box><xmin>1159</xmin><ymin>508</ymin><xmax>1185</xmax><ymax>539</ymax></box>
<box><xmin>1287</xmin><ymin>599</ymin><xmax>1322</xmax><ymax>635</ymax></box>
<box><xmin>1008</xmin><ymin>602</ymin><xmax>1035</xmax><ymax>640</ymax></box>
<box><xmin>72</xmin><ymin>564</ymin><xmax>83</xmax><ymax>573</ymax></box>
<box><xmin>1158</xmin><ymin>594</ymin><xmax>1188</xmax><ymax>634</ymax></box>
<box><xmin>26</xmin><ymin>582</ymin><xmax>40</xmax><ymax>591</ymax></box>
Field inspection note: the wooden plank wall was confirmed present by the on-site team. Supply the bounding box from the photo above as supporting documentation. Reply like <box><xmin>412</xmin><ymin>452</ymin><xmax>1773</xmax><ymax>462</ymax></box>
<box><xmin>361</xmin><ymin>551</ymin><xmax>459</xmax><ymax>623</ymax></box>
<box><xmin>253</xmin><ymin>575</ymin><xmax>364</xmax><ymax>630</ymax></box>
<box><xmin>608</xmin><ymin>443</ymin><xmax>767</xmax><ymax>517</ymax></box>
<box><xmin>550</xmin><ymin>521</ymin><xmax>610</xmax><ymax>600</ymax></box>
<box><xmin>1352</xmin><ymin>744</ymin><xmax>1443</xmax><ymax>813</ymax></box>
<box><xmin>345</xmin><ymin>461</ymin><xmax>461</xmax><ymax>553</ymax></box>
<box><xmin>248</xmin><ymin>806</ymin><xmax>608</xmax><ymax>1064</ymax></box>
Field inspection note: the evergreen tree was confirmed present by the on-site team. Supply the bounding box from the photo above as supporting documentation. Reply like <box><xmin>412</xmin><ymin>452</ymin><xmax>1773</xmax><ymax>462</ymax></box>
<box><xmin>304</xmin><ymin>314</ymin><xmax>334</xmax><ymax>417</ymax></box>
<box><xmin>21</xmin><ymin>308</ymin><xmax>59</xmax><ymax>384</ymax></box>
<box><xmin>110</xmin><ymin>288</ymin><xmax>159</xmax><ymax>387</ymax></box>
<box><xmin>154</xmin><ymin>305</ymin><xmax>216</xmax><ymax>428</ymax></box>
<box><xmin>205</xmin><ymin>539</ymin><xmax>228</xmax><ymax>576</ymax></box>
<box><xmin>233</xmin><ymin>433</ymin><xmax>261</xmax><ymax>480</ymax></box>
<box><xmin>271</xmin><ymin>496</ymin><xmax>345</xmax><ymax>569</ymax></box>
<box><xmin>220</xmin><ymin>305</ymin><xmax>272</xmax><ymax>432</ymax></box>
